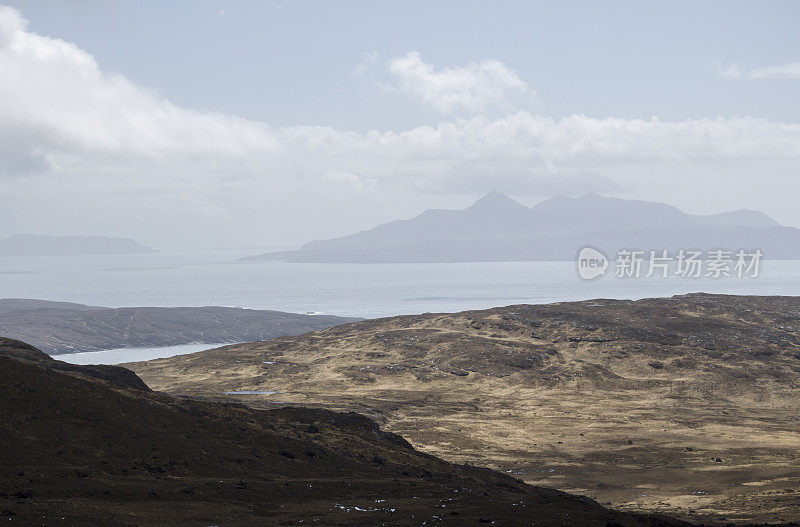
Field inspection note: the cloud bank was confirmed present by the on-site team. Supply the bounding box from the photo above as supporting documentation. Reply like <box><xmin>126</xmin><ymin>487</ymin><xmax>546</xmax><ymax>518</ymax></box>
<box><xmin>1</xmin><ymin>5</ymin><xmax>799</xmax><ymax>246</ymax></box>
<box><xmin>387</xmin><ymin>51</ymin><xmax>534</xmax><ymax>114</ymax></box>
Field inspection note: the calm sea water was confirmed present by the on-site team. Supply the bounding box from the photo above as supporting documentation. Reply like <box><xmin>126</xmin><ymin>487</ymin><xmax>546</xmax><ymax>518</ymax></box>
<box><xmin>55</xmin><ymin>343</ymin><xmax>228</xmax><ymax>365</ymax></box>
<box><xmin>3</xmin><ymin>249</ymin><xmax>800</xmax><ymax>364</ymax></box>
<box><xmin>2</xmin><ymin>249</ymin><xmax>800</xmax><ymax>318</ymax></box>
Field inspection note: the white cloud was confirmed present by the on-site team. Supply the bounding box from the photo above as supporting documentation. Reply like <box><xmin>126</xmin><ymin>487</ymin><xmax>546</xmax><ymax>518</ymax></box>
<box><xmin>719</xmin><ymin>61</ymin><xmax>800</xmax><ymax>80</ymax></box>
<box><xmin>387</xmin><ymin>51</ymin><xmax>535</xmax><ymax>114</ymax></box>
<box><xmin>717</xmin><ymin>63</ymin><xmax>745</xmax><ymax>80</ymax></box>
<box><xmin>1</xmin><ymin>5</ymin><xmax>800</xmax><ymax>246</ymax></box>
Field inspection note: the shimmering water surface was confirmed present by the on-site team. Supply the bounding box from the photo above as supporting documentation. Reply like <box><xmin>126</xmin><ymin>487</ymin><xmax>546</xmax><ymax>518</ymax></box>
<box><xmin>3</xmin><ymin>249</ymin><xmax>798</xmax><ymax>317</ymax></box>
<box><xmin>3</xmin><ymin>249</ymin><xmax>799</xmax><ymax>363</ymax></box>
<box><xmin>54</xmin><ymin>343</ymin><xmax>229</xmax><ymax>365</ymax></box>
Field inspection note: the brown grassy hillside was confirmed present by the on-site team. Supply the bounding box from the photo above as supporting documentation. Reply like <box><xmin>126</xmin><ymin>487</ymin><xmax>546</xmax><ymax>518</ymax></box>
<box><xmin>128</xmin><ymin>294</ymin><xmax>800</xmax><ymax>524</ymax></box>
<box><xmin>0</xmin><ymin>337</ymin><xmax>686</xmax><ymax>526</ymax></box>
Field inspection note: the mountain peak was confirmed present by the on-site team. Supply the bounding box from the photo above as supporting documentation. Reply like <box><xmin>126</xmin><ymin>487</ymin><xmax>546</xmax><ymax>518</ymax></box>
<box><xmin>466</xmin><ymin>191</ymin><xmax>528</xmax><ymax>212</ymax></box>
<box><xmin>244</xmin><ymin>193</ymin><xmax>797</xmax><ymax>262</ymax></box>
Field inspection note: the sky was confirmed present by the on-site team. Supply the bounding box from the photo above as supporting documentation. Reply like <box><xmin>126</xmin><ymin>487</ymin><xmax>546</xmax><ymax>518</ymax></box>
<box><xmin>1</xmin><ymin>1</ymin><xmax>799</xmax><ymax>249</ymax></box>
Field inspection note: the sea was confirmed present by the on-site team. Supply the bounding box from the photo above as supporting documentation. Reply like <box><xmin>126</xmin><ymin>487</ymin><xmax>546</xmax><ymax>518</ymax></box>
<box><xmin>2</xmin><ymin>248</ymin><xmax>800</xmax><ymax>364</ymax></box>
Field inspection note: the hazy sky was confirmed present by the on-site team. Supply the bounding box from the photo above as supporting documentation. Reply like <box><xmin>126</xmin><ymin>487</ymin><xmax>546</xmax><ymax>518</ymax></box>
<box><xmin>1</xmin><ymin>1</ymin><xmax>799</xmax><ymax>249</ymax></box>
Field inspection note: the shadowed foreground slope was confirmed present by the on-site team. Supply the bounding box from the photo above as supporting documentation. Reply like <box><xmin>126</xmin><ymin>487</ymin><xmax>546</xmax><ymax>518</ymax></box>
<box><xmin>0</xmin><ymin>337</ymin><xmax>686</xmax><ymax>526</ymax></box>
<box><xmin>128</xmin><ymin>294</ymin><xmax>800</xmax><ymax>524</ymax></box>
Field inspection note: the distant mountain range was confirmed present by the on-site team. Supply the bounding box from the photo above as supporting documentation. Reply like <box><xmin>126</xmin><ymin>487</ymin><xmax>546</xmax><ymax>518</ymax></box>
<box><xmin>0</xmin><ymin>234</ymin><xmax>156</xmax><ymax>257</ymax></box>
<box><xmin>243</xmin><ymin>192</ymin><xmax>800</xmax><ymax>262</ymax></box>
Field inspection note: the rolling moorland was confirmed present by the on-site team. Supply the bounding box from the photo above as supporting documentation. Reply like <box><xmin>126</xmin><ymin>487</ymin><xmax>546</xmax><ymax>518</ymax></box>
<box><xmin>0</xmin><ymin>337</ymin><xmax>691</xmax><ymax>526</ymax></box>
<box><xmin>129</xmin><ymin>294</ymin><xmax>800</xmax><ymax>524</ymax></box>
<box><xmin>0</xmin><ymin>299</ymin><xmax>361</xmax><ymax>354</ymax></box>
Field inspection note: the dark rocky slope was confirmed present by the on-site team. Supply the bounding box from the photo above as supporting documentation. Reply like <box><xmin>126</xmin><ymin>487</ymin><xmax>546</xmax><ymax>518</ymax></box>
<box><xmin>0</xmin><ymin>337</ymin><xmax>688</xmax><ymax>526</ymax></box>
<box><xmin>0</xmin><ymin>336</ymin><xmax>149</xmax><ymax>390</ymax></box>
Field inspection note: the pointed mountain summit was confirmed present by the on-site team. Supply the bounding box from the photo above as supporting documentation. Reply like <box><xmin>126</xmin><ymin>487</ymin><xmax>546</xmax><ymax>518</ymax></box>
<box><xmin>458</xmin><ymin>191</ymin><xmax>531</xmax><ymax>222</ymax></box>
<box><xmin>243</xmin><ymin>193</ymin><xmax>798</xmax><ymax>262</ymax></box>
<box><xmin>460</xmin><ymin>191</ymin><xmax>532</xmax><ymax>224</ymax></box>
<box><xmin>465</xmin><ymin>191</ymin><xmax>528</xmax><ymax>212</ymax></box>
